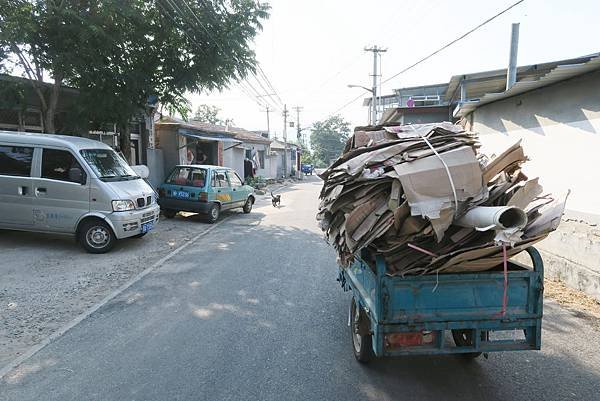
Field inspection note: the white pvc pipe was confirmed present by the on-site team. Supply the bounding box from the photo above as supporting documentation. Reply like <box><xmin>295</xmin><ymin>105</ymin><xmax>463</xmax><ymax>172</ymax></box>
<box><xmin>456</xmin><ymin>206</ymin><xmax>528</xmax><ymax>232</ymax></box>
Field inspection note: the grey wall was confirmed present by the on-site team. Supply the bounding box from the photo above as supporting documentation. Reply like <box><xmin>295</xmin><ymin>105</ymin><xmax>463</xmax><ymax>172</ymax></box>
<box><xmin>155</xmin><ymin>127</ymin><xmax>180</xmax><ymax>179</ymax></box>
<box><xmin>146</xmin><ymin>148</ymin><xmax>165</xmax><ymax>189</ymax></box>
<box><xmin>402</xmin><ymin>111</ymin><xmax>450</xmax><ymax>125</ymax></box>
<box><xmin>466</xmin><ymin>69</ymin><xmax>600</xmax><ymax>301</ymax></box>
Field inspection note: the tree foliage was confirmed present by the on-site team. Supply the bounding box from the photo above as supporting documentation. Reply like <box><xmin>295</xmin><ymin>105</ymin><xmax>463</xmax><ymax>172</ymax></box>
<box><xmin>309</xmin><ymin>115</ymin><xmax>350</xmax><ymax>167</ymax></box>
<box><xmin>0</xmin><ymin>0</ymin><xmax>269</xmax><ymax>148</ymax></box>
<box><xmin>193</xmin><ymin>104</ymin><xmax>233</xmax><ymax>126</ymax></box>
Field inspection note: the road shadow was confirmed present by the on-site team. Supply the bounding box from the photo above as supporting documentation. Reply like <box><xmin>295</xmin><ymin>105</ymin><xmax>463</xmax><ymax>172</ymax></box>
<box><xmin>3</xmin><ymin>213</ymin><xmax>598</xmax><ymax>401</ymax></box>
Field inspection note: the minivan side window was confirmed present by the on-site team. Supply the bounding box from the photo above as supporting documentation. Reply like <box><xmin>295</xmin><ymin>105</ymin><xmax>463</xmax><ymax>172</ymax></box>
<box><xmin>41</xmin><ymin>148</ymin><xmax>85</xmax><ymax>183</ymax></box>
<box><xmin>0</xmin><ymin>145</ymin><xmax>34</xmax><ymax>177</ymax></box>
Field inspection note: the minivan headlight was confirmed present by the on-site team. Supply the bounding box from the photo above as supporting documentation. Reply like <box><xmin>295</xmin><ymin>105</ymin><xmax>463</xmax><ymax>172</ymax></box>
<box><xmin>112</xmin><ymin>200</ymin><xmax>135</xmax><ymax>211</ymax></box>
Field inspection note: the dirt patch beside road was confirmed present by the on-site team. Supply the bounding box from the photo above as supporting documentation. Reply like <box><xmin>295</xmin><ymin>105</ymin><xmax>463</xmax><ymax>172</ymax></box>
<box><xmin>0</xmin><ymin>212</ymin><xmax>239</xmax><ymax>367</ymax></box>
<box><xmin>544</xmin><ymin>278</ymin><xmax>600</xmax><ymax>329</ymax></box>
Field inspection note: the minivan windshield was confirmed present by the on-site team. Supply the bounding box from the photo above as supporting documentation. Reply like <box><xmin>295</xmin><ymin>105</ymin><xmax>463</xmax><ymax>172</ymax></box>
<box><xmin>80</xmin><ymin>149</ymin><xmax>139</xmax><ymax>182</ymax></box>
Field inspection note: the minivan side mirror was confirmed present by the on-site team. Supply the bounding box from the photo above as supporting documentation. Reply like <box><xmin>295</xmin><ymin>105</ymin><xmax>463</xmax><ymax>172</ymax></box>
<box><xmin>69</xmin><ymin>167</ymin><xmax>85</xmax><ymax>184</ymax></box>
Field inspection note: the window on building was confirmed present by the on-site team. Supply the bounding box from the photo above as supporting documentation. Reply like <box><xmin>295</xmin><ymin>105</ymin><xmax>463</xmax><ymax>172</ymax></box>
<box><xmin>23</xmin><ymin>111</ymin><xmax>42</xmax><ymax>128</ymax></box>
<box><xmin>0</xmin><ymin>109</ymin><xmax>20</xmax><ymax>128</ymax></box>
<box><xmin>41</xmin><ymin>149</ymin><xmax>85</xmax><ymax>183</ymax></box>
<box><xmin>0</xmin><ymin>145</ymin><xmax>34</xmax><ymax>176</ymax></box>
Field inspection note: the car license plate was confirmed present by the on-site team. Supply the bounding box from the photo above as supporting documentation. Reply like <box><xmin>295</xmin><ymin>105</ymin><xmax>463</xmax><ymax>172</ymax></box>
<box><xmin>173</xmin><ymin>190</ymin><xmax>190</xmax><ymax>198</ymax></box>
<box><xmin>141</xmin><ymin>221</ymin><xmax>154</xmax><ymax>233</ymax></box>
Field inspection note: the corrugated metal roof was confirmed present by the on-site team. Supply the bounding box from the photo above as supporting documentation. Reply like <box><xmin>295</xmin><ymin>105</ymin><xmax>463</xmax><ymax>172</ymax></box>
<box><xmin>454</xmin><ymin>54</ymin><xmax>600</xmax><ymax>118</ymax></box>
<box><xmin>445</xmin><ymin>53</ymin><xmax>600</xmax><ymax>103</ymax></box>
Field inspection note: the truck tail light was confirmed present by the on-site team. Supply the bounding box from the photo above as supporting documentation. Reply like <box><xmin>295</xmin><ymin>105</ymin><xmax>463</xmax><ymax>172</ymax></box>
<box><xmin>198</xmin><ymin>192</ymin><xmax>208</xmax><ymax>202</ymax></box>
<box><xmin>385</xmin><ymin>331</ymin><xmax>436</xmax><ymax>348</ymax></box>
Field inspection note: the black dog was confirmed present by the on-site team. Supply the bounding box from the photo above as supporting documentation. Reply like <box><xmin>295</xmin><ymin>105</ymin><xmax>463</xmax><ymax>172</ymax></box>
<box><xmin>271</xmin><ymin>191</ymin><xmax>281</xmax><ymax>207</ymax></box>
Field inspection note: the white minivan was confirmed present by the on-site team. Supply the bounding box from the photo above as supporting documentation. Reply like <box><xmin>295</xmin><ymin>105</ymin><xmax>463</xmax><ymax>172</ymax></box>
<box><xmin>0</xmin><ymin>131</ymin><xmax>160</xmax><ymax>253</ymax></box>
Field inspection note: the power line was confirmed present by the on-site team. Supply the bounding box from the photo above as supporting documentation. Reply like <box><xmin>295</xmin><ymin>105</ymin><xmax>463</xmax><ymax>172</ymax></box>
<box><xmin>179</xmin><ymin>0</ymin><xmax>284</xmax><ymax>110</ymax></box>
<box><xmin>256</xmin><ymin>65</ymin><xmax>284</xmax><ymax>106</ymax></box>
<box><xmin>163</xmin><ymin>0</ymin><xmax>283</xmax><ymax>111</ymax></box>
<box><xmin>381</xmin><ymin>0</ymin><xmax>526</xmax><ymax>86</ymax></box>
<box><xmin>322</xmin><ymin>0</ymin><xmax>527</xmax><ymax>120</ymax></box>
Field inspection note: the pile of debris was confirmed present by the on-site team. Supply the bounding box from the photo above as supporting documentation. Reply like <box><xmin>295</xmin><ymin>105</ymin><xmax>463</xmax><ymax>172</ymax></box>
<box><xmin>317</xmin><ymin>122</ymin><xmax>567</xmax><ymax>275</ymax></box>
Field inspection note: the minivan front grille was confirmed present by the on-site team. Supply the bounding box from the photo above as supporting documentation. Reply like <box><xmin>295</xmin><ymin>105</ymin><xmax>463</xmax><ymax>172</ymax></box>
<box><xmin>146</xmin><ymin>195</ymin><xmax>152</xmax><ymax>206</ymax></box>
<box><xmin>137</xmin><ymin>197</ymin><xmax>145</xmax><ymax>208</ymax></box>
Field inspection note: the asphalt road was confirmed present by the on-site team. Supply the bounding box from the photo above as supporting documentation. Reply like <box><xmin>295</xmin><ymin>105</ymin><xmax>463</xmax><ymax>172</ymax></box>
<box><xmin>1</xmin><ymin>176</ymin><xmax>599</xmax><ymax>401</ymax></box>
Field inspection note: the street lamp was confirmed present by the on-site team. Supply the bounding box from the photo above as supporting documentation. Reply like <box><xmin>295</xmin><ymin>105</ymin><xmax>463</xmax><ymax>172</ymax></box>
<box><xmin>347</xmin><ymin>84</ymin><xmax>376</xmax><ymax>125</ymax></box>
<box><xmin>347</xmin><ymin>84</ymin><xmax>373</xmax><ymax>93</ymax></box>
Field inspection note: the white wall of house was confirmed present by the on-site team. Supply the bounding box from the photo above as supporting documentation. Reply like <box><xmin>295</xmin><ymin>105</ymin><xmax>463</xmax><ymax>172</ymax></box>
<box><xmin>223</xmin><ymin>146</ymin><xmax>245</xmax><ymax>179</ymax></box>
<box><xmin>242</xmin><ymin>142</ymin><xmax>272</xmax><ymax>178</ymax></box>
<box><xmin>465</xmin><ymin>69</ymin><xmax>600</xmax><ymax>301</ymax></box>
<box><xmin>467</xmin><ymin>69</ymin><xmax>600</xmax><ymax>216</ymax></box>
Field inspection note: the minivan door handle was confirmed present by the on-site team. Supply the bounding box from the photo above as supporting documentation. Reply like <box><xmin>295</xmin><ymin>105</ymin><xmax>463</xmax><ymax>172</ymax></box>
<box><xmin>18</xmin><ymin>186</ymin><xmax>29</xmax><ymax>196</ymax></box>
<box><xmin>35</xmin><ymin>187</ymin><xmax>47</xmax><ymax>196</ymax></box>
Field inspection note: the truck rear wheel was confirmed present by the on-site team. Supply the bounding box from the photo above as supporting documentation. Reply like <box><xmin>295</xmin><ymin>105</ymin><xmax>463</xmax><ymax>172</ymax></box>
<box><xmin>351</xmin><ymin>297</ymin><xmax>374</xmax><ymax>363</ymax></box>
<box><xmin>452</xmin><ymin>329</ymin><xmax>487</xmax><ymax>359</ymax></box>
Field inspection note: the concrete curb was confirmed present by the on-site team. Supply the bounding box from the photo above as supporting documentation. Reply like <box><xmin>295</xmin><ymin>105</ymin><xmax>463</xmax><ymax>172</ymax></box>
<box><xmin>0</xmin><ymin>217</ymin><xmax>229</xmax><ymax>380</ymax></box>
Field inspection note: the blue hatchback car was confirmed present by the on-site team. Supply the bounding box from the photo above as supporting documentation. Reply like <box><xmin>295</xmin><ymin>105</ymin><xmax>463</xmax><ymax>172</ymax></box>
<box><xmin>158</xmin><ymin>165</ymin><xmax>255</xmax><ymax>223</ymax></box>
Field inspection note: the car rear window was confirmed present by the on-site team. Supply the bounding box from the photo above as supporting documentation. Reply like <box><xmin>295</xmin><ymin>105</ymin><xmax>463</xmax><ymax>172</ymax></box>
<box><xmin>166</xmin><ymin>167</ymin><xmax>207</xmax><ymax>187</ymax></box>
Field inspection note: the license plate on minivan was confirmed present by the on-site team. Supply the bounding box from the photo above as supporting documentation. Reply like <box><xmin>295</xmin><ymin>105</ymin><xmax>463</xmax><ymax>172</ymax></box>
<box><xmin>173</xmin><ymin>190</ymin><xmax>190</xmax><ymax>198</ymax></box>
<box><xmin>141</xmin><ymin>222</ymin><xmax>154</xmax><ymax>233</ymax></box>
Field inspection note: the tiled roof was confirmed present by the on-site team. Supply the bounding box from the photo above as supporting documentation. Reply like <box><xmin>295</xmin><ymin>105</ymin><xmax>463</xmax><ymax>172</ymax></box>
<box><xmin>156</xmin><ymin>116</ymin><xmax>271</xmax><ymax>144</ymax></box>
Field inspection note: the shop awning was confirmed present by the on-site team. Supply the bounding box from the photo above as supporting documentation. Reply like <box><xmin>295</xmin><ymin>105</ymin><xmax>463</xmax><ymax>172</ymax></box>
<box><xmin>178</xmin><ymin>129</ymin><xmax>242</xmax><ymax>144</ymax></box>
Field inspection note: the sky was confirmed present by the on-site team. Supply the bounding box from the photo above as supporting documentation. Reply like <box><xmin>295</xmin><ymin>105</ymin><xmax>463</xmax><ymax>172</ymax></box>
<box><xmin>189</xmin><ymin>0</ymin><xmax>600</xmax><ymax>138</ymax></box>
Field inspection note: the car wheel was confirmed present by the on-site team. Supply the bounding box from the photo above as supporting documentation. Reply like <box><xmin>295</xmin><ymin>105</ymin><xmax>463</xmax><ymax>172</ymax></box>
<box><xmin>206</xmin><ymin>203</ymin><xmax>220</xmax><ymax>223</ymax></box>
<box><xmin>163</xmin><ymin>209</ymin><xmax>177</xmax><ymax>219</ymax></box>
<box><xmin>78</xmin><ymin>219</ymin><xmax>116</xmax><ymax>254</ymax></box>
<box><xmin>243</xmin><ymin>197</ymin><xmax>253</xmax><ymax>214</ymax></box>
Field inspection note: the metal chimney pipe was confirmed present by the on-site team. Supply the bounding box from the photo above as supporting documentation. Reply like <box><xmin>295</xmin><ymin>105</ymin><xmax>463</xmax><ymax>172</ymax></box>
<box><xmin>506</xmin><ymin>23</ymin><xmax>520</xmax><ymax>91</ymax></box>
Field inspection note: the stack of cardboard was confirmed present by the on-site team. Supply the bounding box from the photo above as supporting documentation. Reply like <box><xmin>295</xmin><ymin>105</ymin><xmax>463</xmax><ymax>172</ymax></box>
<box><xmin>317</xmin><ymin>122</ymin><xmax>567</xmax><ymax>275</ymax></box>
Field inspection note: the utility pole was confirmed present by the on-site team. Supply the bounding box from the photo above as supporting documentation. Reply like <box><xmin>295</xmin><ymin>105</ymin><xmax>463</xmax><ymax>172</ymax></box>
<box><xmin>364</xmin><ymin>45</ymin><xmax>387</xmax><ymax>125</ymax></box>
<box><xmin>262</xmin><ymin>106</ymin><xmax>271</xmax><ymax>137</ymax></box>
<box><xmin>282</xmin><ymin>104</ymin><xmax>288</xmax><ymax>178</ymax></box>
<box><xmin>292</xmin><ymin>106</ymin><xmax>303</xmax><ymax>180</ymax></box>
<box><xmin>292</xmin><ymin>106</ymin><xmax>303</xmax><ymax>144</ymax></box>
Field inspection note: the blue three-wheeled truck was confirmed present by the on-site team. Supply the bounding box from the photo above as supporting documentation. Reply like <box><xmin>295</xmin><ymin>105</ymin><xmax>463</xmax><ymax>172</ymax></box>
<box><xmin>340</xmin><ymin>247</ymin><xmax>544</xmax><ymax>362</ymax></box>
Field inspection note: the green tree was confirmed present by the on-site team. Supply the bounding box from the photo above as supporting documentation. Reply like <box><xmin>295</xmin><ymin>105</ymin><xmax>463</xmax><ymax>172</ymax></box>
<box><xmin>1</xmin><ymin>0</ymin><xmax>269</xmax><ymax>156</ymax></box>
<box><xmin>192</xmin><ymin>104</ymin><xmax>234</xmax><ymax>126</ymax></box>
<box><xmin>309</xmin><ymin>115</ymin><xmax>350</xmax><ymax>167</ymax></box>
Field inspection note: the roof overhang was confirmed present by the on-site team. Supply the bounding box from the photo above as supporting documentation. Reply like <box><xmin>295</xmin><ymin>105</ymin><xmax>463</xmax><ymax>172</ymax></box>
<box><xmin>453</xmin><ymin>54</ymin><xmax>600</xmax><ymax>118</ymax></box>
<box><xmin>178</xmin><ymin>129</ymin><xmax>241</xmax><ymax>143</ymax></box>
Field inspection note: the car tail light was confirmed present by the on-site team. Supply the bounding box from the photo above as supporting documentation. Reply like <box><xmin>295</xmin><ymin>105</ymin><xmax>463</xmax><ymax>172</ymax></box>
<box><xmin>198</xmin><ymin>192</ymin><xmax>208</xmax><ymax>202</ymax></box>
<box><xmin>385</xmin><ymin>331</ymin><xmax>436</xmax><ymax>348</ymax></box>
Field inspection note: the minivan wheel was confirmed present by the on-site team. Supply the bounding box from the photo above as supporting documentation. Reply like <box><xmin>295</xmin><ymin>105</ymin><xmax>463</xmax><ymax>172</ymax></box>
<box><xmin>206</xmin><ymin>203</ymin><xmax>220</xmax><ymax>224</ymax></box>
<box><xmin>78</xmin><ymin>219</ymin><xmax>116</xmax><ymax>254</ymax></box>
